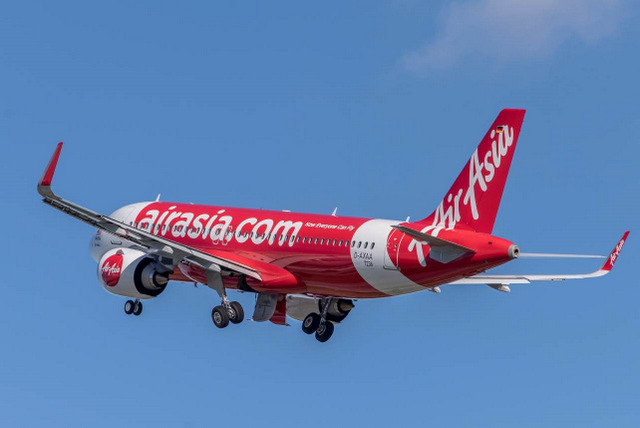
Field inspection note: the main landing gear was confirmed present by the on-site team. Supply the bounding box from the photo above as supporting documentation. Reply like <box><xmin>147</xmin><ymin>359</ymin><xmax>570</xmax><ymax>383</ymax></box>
<box><xmin>124</xmin><ymin>299</ymin><xmax>143</xmax><ymax>316</ymax></box>
<box><xmin>211</xmin><ymin>299</ymin><xmax>244</xmax><ymax>328</ymax></box>
<box><xmin>207</xmin><ymin>268</ymin><xmax>244</xmax><ymax>329</ymax></box>
<box><xmin>302</xmin><ymin>298</ymin><xmax>335</xmax><ymax>343</ymax></box>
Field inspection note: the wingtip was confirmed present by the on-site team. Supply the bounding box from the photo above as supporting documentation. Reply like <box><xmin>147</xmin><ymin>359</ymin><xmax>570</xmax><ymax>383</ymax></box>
<box><xmin>601</xmin><ymin>231</ymin><xmax>629</xmax><ymax>272</ymax></box>
<box><xmin>37</xmin><ymin>142</ymin><xmax>63</xmax><ymax>196</ymax></box>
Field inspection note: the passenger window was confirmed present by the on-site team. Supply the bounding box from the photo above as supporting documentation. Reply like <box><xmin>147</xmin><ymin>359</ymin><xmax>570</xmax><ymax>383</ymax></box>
<box><xmin>357</xmin><ymin>241</ymin><xmax>362</xmax><ymax>248</ymax></box>
<box><xmin>320</xmin><ymin>238</ymin><xmax>325</xmax><ymax>245</ymax></box>
<box><xmin>339</xmin><ymin>240</ymin><xmax>343</xmax><ymax>246</ymax></box>
<box><xmin>314</xmin><ymin>238</ymin><xmax>318</xmax><ymax>244</ymax></box>
<box><xmin>351</xmin><ymin>241</ymin><xmax>356</xmax><ymax>248</ymax></box>
<box><xmin>364</xmin><ymin>242</ymin><xmax>368</xmax><ymax>249</ymax></box>
<box><xmin>371</xmin><ymin>242</ymin><xmax>375</xmax><ymax>249</ymax></box>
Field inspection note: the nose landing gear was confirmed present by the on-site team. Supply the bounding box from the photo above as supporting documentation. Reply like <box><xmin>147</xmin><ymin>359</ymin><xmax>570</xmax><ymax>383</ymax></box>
<box><xmin>124</xmin><ymin>299</ymin><xmax>143</xmax><ymax>316</ymax></box>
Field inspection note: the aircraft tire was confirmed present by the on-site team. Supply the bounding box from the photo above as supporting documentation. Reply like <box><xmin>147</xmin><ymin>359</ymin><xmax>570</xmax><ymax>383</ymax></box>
<box><xmin>302</xmin><ymin>313</ymin><xmax>321</xmax><ymax>334</ymax></box>
<box><xmin>124</xmin><ymin>300</ymin><xmax>134</xmax><ymax>315</ymax></box>
<box><xmin>212</xmin><ymin>305</ymin><xmax>230</xmax><ymax>328</ymax></box>
<box><xmin>229</xmin><ymin>301</ymin><xmax>244</xmax><ymax>324</ymax></box>
<box><xmin>133</xmin><ymin>301</ymin><xmax>143</xmax><ymax>316</ymax></box>
<box><xmin>315</xmin><ymin>321</ymin><xmax>334</xmax><ymax>343</ymax></box>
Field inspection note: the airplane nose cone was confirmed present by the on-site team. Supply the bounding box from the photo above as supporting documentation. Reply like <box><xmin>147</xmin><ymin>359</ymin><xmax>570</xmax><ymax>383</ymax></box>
<box><xmin>508</xmin><ymin>244</ymin><xmax>520</xmax><ymax>259</ymax></box>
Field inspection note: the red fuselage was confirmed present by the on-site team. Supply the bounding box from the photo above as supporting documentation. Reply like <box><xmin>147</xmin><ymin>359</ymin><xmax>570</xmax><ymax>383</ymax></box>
<box><xmin>98</xmin><ymin>201</ymin><xmax>517</xmax><ymax>298</ymax></box>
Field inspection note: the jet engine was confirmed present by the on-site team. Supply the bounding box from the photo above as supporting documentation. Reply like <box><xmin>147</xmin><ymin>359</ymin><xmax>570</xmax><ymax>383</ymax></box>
<box><xmin>286</xmin><ymin>295</ymin><xmax>355</xmax><ymax>323</ymax></box>
<box><xmin>97</xmin><ymin>248</ymin><xmax>169</xmax><ymax>299</ymax></box>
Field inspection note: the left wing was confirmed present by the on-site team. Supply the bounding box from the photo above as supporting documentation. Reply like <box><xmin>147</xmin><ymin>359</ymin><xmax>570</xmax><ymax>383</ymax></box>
<box><xmin>451</xmin><ymin>231</ymin><xmax>629</xmax><ymax>286</ymax></box>
<box><xmin>38</xmin><ymin>143</ymin><xmax>270</xmax><ymax>283</ymax></box>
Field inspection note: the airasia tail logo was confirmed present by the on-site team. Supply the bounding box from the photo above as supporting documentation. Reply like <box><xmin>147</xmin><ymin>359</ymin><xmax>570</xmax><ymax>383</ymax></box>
<box><xmin>101</xmin><ymin>253</ymin><xmax>123</xmax><ymax>287</ymax></box>
<box><xmin>431</xmin><ymin>125</ymin><xmax>515</xmax><ymax>231</ymax></box>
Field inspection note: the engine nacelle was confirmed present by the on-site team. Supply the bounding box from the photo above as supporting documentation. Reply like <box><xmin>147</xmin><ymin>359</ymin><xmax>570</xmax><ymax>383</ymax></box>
<box><xmin>97</xmin><ymin>248</ymin><xmax>169</xmax><ymax>300</ymax></box>
<box><xmin>286</xmin><ymin>295</ymin><xmax>354</xmax><ymax>323</ymax></box>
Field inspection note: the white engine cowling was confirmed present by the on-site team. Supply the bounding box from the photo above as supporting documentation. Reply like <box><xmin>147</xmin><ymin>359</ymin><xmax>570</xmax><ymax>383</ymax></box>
<box><xmin>97</xmin><ymin>248</ymin><xmax>169</xmax><ymax>300</ymax></box>
<box><xmin>286</xmin><ymin>295</ymin><xmax>354</xmax><ymax>323</ymax></box>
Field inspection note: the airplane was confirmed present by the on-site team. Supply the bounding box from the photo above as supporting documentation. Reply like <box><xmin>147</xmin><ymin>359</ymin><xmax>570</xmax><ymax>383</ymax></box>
<box><xmin>38</xmin><ymin>109</ymin><xmax>629</xmax><ymax>343</ymax></box>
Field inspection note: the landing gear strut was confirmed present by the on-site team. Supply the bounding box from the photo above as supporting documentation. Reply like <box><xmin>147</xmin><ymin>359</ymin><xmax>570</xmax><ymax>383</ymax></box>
<box><xmin>302</xmin><ymin>298</ymin><xmax>335</xmax><ymax>342</ymax></box>
<box><xmin>124</xmin><ymin>299</ymin><xmax>143</xmax><ymax>316</ymax></box>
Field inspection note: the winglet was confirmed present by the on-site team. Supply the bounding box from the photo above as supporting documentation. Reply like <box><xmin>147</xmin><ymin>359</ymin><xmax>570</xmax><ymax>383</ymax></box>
<box><xmin>601</xmin><ymin>231</ymin><xmax>629</xmax><ymax>272</ymax></box>
<box><xmin>38</xmin><ymin>142</ymin><xmax>63</xmax><ymax>198</ymax></box>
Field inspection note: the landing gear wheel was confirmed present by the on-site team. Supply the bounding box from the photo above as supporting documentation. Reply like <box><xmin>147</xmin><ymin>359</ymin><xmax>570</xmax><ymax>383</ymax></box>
<box><xmin>228</xmin><ymin>301</ymin><xmax>244</xmax><ymax>324</ymax></box>
<box><xmin>211</xmin><ymin>305</ymin><xmax>230</xmax><ymax>328</ymax></box>
<box><xmin>133</xmin><ymin>301</ymin><xmax>143</xmax><ymax>316</ymax></box>
<box><xmin>302</xmin><ymin>313</ymin><xmax>321</xmax><ymax>334</ymax></box>
<box><xmin>124</xmin><ymin>300</ymin><xmax>134</xmax><ymax>315</ymax></box>
<box><xmin>315</xmin><ymin>321</ymin><xmax>335</xmax><ymax>343</ymax></box>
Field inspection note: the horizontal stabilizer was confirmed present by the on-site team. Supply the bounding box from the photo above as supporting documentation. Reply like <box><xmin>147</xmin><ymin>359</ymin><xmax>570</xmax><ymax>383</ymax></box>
<box><xmin>451</xmin><ymin>232</ymin><xmax>629</xmax><ymax>286</ymax></box>
<box><xmin>518</xmin><ymin>252</ymin><xmax>605</xmax><ymax>259</ymax></box>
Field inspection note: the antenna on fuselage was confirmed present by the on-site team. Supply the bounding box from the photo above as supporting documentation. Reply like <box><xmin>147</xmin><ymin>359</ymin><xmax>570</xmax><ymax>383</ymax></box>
<box><xmin>155</xmin><ymin>193</ymin><xmax>161</xmax><ymax>202</ymax></box>
<box><xmin>331</xmin><ymin>207</ymin><xmax>338</xmax><ymax>216</ymax></box>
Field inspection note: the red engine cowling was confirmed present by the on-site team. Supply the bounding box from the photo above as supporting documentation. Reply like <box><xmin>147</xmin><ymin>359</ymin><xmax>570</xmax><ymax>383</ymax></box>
<box><xmin>97</xmin><ymin>248</ymin><xmax>169</xmax><ymax>299</ymax></box>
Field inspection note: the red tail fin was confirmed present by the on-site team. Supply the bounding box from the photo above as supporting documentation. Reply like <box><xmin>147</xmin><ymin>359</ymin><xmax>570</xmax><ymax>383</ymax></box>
<box><xmin>419</xmin><ymin>109</ymin><xmax>526</xmax><ymax>233</ymax></box>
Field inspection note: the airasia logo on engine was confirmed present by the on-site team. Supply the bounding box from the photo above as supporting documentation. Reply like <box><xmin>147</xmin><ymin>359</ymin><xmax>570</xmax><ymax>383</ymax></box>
<box><xmin>101</xmin><ymin>253</ymin><xmax>123</xmax><ymax>287</ymax></box>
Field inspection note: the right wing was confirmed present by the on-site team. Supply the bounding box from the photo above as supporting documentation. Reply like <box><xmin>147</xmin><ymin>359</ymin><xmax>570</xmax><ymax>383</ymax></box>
<box><xmin>451</xmin><ymin>231</ymin><xmax>629</xmax><ymax>286</ymax></box>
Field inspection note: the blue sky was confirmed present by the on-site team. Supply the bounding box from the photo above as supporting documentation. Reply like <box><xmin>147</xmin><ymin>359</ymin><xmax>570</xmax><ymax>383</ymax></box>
<box><xmin>1</xmin><ymin>1</ymin><xmax>639</xmax><ymax>426</ymax></box>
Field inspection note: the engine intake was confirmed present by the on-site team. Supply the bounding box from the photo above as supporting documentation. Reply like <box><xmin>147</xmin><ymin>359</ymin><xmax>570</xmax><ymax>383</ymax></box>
<box><xmin>98</xmin><ymin>248</ymin><xmax>169</xmax><ymax>299</ymax></box>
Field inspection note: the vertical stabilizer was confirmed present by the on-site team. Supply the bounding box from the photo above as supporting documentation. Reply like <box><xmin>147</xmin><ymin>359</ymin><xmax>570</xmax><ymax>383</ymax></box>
<box><xmin>419</xmin><ymin>109</ymin><xmax>526</xmax><ymax>233</ymax></box>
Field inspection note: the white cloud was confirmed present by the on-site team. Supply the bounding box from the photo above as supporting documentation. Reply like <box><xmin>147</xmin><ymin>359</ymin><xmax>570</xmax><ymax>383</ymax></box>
<box><xmin>403</xmin><ymin>0</ymin><xmax>623</xmax><ymax>73</ymax></box>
